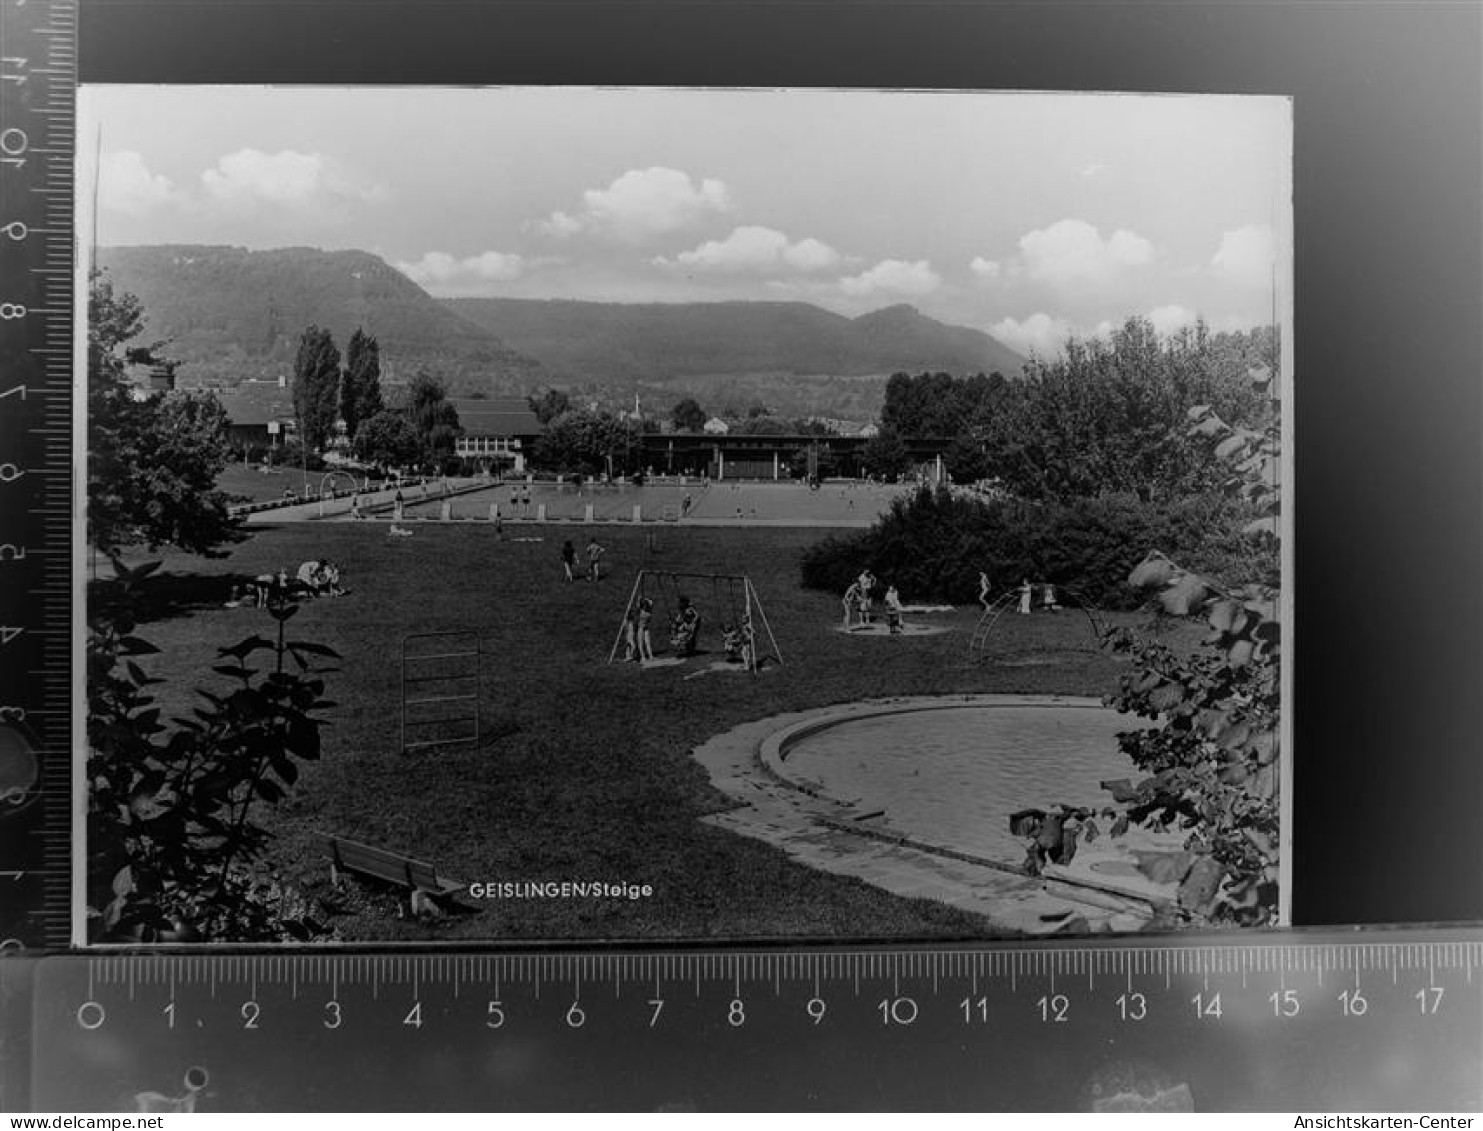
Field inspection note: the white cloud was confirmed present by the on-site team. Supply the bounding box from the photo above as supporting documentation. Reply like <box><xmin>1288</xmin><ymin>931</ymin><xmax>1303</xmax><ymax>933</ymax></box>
<box><xmin>839</xmin><ymin>258</ymin><xmax>940</xmax><ymax>297</ymax></box>
<box><xmin>1019</xmin><ymin>219</ymin><xmax>1154</xmax><ymax>288</ymax></box>
<box><xmin>536</xmin><ymin>167</ymin><xmax>729</xmax><ymax>242</ymax></box>
<box><xmin>99</xmin><ymin>150</ymin><xmax>179</xmax><ymax>215</ymax></box>
<box><xmin>395</xmin><ymin>250</ymin><xmax>527</xmax><ymax>292</ymax></box>
<box><xmin>969</xmin><ymin>256</ymin><xmax>1002</xmax><ymax>280</ymax></box>
<box><xmin>989</xmin><ymin>313</ymin><xmax>1075</xmax><ymax>357</ymax></box>
<box><xmin>659</xmin><ymin>225</ymin><xmax>841</xmax><ymax>273</ymax></box>
<box><xmin>201</xmin><ymin>148</ymin><xmax>380</xmax><ymax>209</ymax></box>
<box><xmin>1211</xmin><ymin>224</ymin><xmax>1276</xmax><ymax>288</ymax></box>
<box><xmin>783</xmin><ymin>236</ymin><xmax>843</xmax><ymax>272</ymax></box>
<box><xmin>1146</xmin><ymin>304</ymin><xmax>1200</xmax><ymax>336</ymax></box>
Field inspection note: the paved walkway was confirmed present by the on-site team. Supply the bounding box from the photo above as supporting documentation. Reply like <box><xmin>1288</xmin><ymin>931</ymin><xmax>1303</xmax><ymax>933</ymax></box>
<box><xmin>692</xmin><ymin>701</ymin><xmax>1159</xmax><ymax>936</ymax></box>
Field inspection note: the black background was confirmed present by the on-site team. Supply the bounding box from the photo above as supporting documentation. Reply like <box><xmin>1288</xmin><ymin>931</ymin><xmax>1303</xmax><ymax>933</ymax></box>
<box><xmin>78</xmin><ymin>0</ymin><xmax>1483</xmax><ymax>928</ymax></box>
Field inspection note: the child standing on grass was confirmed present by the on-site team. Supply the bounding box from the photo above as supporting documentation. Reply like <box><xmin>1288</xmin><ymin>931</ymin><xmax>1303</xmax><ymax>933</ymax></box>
<box><xmin>885</xmin><ymin>585</ymin><xmax>904</xmax><ymax>634</ymax></box>
<box><xmin>586</xmin><ymin>536</ymin><xmax>605</xmax><ymax>583</ymax></box>
<box><xmin>842</xmin><ymin>578</ymin><xmax>863</xmax><ymax>628</ymax></box>
<box><xmin>978</xmin><ymin>571</ymin><xmax>993</xmax><ymax>612</ymax></box>
<box><xmin>636</xmin><ymin>597</ymin><xmax>655</xmax><ymax>662</ymax></box>
<box><xmin>561</xmin><ymin>539</ymin><xmax>576</xmax><ymax>582</ymax></box>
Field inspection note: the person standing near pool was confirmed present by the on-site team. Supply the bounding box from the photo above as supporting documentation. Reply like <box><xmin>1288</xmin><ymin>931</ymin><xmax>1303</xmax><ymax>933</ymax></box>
<box><xmin>586</xmin><ymin>536</ymin><xmax>605</xmax><ymax>583</ymax></box>
<box><xmin>842</xmin><ymin>577</ymin><xmax>864</xmax><ymax>628</ymax></box>
<box><xmin>393</xmin><ymin>488</ymin><xmax>404</xmax><ymax>521</ymax></box>
<box><xmin>978</xmin><ymin>571</ymin><xmax>993</xmax><ymax>612</ymax></box>
<box><xmin>1018</xmin><ymin>578</ymin><xmax>1033</xmax><ymax>615</ymax></box>
<box><xmin>561</xmin><ymin>539</ymin><xmax>576</xmax><ymax>582</ymax></box>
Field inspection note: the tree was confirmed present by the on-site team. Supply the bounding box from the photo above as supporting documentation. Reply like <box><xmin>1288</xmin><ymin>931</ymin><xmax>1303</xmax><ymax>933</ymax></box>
<box><xmin>881</xmin><ymin>371</ymin><xmax>1007</xmax><ymax>437</ymax></box>
<box><xmin>528</xmin><ymin>388</ymin><xmax>572</xmax><ymax>425</ymax></box>
<box><xmin>977</xmin><ymin>318</ymin><xmax>1269</xmax><ymax>504</ymax></box>
<box><xmin>731</xmin><ymin>415</ymin><xmax>792</xmax><ymax>436</ymax></box>
<box><xmin>87</xmin><ymin>271</ymin><xmax>242</xmax><ymax>557</ymax></box>
<box><xmin>531</xmin><ymin>409</ymin><xmax>630</xmax><ymax>474</ymax></box>
<box><xmin>405</xmin><ymin>371</ymin><xmax>462</xmax><ymax>463</ymax></box>
<box><xmin>340</xmin><ymin>328</ymin><xmax>383</xmax><ymax>440</ymax></box>
<box><xmin>353</xmin><ymin>409</ymin><xmax>422</xmax><ymax>470</ymax></box>
<box><xmin>671</xmin><ymin>397</ymin><xmax>706</xmax><ymax>432</ymax></box>
<box><xmin>292</xmin><ymin>326</ymin><xmax>341</xmax><ymax>451</ymax></box>
<box><xmin>860</xmin><ymin>424</ymin><xmax>913</xmax><ymax>479</ymax></box>
<box><xmin>943</xmin><ymin>430</ymin><xmax>992</xmax><ymax>484</ymax></box>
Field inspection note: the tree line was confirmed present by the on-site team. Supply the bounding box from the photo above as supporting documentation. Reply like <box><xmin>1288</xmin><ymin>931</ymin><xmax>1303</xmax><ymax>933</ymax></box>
<box><xmin>876</xmin><ymin>317</ymin><xmax>1275</xmax><ymax>498</ymax></box>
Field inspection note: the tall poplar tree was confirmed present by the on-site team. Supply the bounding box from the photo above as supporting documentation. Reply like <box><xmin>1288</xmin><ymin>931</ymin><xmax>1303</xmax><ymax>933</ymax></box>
<box><xmin>341</xmin><ymin>327</ymin><xmax>384</xmax><ymax>440</ymax></box>
<box><xmin>292</xmin><ymin>326</ymin><xmax>341</xmax><ymax>451</ymax></box>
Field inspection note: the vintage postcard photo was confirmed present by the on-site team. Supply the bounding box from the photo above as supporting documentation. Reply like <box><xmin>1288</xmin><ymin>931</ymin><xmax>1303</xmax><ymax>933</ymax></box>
<box><xmin>76</xmin><ymin>87</ymin><xmax>1292</xmax><ymax>945</ymax></box>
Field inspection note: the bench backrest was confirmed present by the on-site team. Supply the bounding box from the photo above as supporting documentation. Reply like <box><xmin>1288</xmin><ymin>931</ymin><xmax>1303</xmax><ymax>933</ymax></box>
<box><xmin>326</xmin><ymin>835</ymin><xmax>442</xmax><ymax>891</ymax></box>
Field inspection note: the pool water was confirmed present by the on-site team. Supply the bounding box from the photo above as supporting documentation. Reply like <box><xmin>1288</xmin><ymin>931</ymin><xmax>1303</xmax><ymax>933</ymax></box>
<box><xmin>782</xmin><ymin>703</ymin><xmax>1138</xmax><ymax>865</ymax></box>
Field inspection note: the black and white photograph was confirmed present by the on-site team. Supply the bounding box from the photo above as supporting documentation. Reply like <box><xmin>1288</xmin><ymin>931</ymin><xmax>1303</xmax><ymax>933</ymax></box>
<box><xmin>78</xmin><ymin>85</ymin><xmax>1292</xmax><ymax>946</ymax></box>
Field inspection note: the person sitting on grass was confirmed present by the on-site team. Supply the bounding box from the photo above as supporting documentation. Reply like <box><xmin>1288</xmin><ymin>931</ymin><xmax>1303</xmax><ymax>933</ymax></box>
<box><xmin>296</xmin><ymin>558</ymin><xmax>324</xmax><ymax>596</ymax></box>
<box><xmin>671</xmin><ymin>595</ymin><xmax>701</xmax><ymax>656</ymax></box>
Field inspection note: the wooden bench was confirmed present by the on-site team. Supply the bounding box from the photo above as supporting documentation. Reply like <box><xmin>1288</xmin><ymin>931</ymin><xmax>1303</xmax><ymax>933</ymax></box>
<box><xmin>321</xmin><ymin>833</ymin><xmax>472</xmax><ymax>911</ymax></box>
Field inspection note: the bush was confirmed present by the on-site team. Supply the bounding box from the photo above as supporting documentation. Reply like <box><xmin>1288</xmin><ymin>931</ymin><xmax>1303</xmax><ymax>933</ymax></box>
<box><xmin>800</xmin><ymin>485</ymin><xmax>1265</xmax><ymax>608</ymax></box>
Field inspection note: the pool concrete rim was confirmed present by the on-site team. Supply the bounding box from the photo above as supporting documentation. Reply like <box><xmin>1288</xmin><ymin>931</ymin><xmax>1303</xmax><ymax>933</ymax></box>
<box><xmin>753</xmin><ymin>693</ymin><xmax>1177</xmax><ymax>905</ymax></box>
<box><xmin>758</xmin><ymin>692</ymin><xmax>1112</xmax><ymax>788</ymax></box>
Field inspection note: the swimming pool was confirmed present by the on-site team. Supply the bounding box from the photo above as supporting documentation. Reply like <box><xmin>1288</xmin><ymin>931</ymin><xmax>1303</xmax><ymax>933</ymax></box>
<box><xmin>773</xmin><ymin>698</ymin><xmax>1136</xmax><ymax>866</ymax></box>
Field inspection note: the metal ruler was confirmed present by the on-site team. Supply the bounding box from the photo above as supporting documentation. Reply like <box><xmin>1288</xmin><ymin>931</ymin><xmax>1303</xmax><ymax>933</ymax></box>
<box><xmin>1</xmin><ymin>929</ymin><xmax>1478</xmax><ymax>1111</ymax></box>
<box><xmin>0</xmin><ymin>0</ymin><xmax>76</xmax><ymax>952</ymax></box>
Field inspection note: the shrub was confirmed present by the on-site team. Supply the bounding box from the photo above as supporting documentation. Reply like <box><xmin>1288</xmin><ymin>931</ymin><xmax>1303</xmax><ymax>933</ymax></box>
<box><xmin>800</xmin><ymin>485</ymin><xmax>1263</xmax><ymax>609</ymax></box>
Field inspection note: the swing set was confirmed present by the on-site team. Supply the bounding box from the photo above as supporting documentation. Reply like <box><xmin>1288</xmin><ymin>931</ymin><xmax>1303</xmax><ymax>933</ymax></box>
<box><xmin>608</xmin><ymin>570</ymin><xmax>783</xmax><ymax>672</ymax></box>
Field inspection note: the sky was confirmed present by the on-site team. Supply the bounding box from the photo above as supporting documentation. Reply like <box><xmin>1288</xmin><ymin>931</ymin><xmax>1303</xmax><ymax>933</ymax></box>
<box><xmin>81</xmin><ymin>86</ymin><xmax>1291</xmax><ymax>357</ymax></box>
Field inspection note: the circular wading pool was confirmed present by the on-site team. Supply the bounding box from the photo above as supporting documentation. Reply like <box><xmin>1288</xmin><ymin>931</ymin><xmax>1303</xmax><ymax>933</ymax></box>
<box><xmin>772</xmin><ymin>697</ymin><xmax>1133</xmax><ymax>866</ymax></box>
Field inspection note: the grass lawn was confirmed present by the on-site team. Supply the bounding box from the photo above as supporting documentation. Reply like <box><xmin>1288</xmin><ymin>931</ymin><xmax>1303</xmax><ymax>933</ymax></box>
<box><xmin>100</xmin><ymin>520</ymin><xmax>1203</xmax><ymax>943</ymax></box>
<box><xmin>216</xmin><ymin>463</ymin><xmax>328</xmax><ymax>504</ymax></box>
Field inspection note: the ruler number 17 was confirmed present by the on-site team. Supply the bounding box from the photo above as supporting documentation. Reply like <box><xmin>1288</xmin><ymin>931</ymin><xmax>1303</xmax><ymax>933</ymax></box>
<box><xmin>1416</xmin><ymin>986</ymin><xmax>1444</xmax><ymax>1015</ymax></box>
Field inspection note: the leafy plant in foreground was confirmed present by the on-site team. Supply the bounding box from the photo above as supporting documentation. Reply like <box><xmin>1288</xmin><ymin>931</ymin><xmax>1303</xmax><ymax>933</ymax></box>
<box><xmin>1028</xmin><ymin>362</ymin><xmax>1282</xmax><ymax>927</ymax></box>
<box><xmin>88</xmin><ymin>558</ymin><xmax>340</xmax><ymax>942</ymax></box>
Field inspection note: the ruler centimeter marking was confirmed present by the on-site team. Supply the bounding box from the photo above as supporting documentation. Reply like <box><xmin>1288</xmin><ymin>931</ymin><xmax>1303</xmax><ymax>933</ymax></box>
<box><xmin>0</xmin><ymin>0</ymin><xmax>76</xmax><ymax>952</ymax></box>
<box><xmin>16</xmin><ymin>932</ymin><xmax>1481</xmax><ymax>1110</ymax></box>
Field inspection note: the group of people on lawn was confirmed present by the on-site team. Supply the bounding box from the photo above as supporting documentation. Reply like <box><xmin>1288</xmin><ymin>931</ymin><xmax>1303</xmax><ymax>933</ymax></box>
<box><xmin>617</xmin><ymin>593</ymin><xmax>755</xmax><ymax>667</ymax></box>
<box><xmin>842</xmin><ymin>569</ymin><xmax>907</xmax><ymax>634</ymax></box>
<box><xmin>561</xmin><ymin>537</ymin><xmax>606</xmax><ymax>583</ymax></box>
<box><xmin>841</xmin><ymin>568</ymin><xmax>1061</xmax><ymax>632</ymax></box>
<box><xmin>227</xmin><ymin>559</ymin><xmax>346</xmax><ymax>608</ymax></box>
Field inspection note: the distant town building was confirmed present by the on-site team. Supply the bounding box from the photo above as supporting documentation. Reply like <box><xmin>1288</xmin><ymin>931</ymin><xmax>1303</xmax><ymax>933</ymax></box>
<box><xmin>702</xmin><ymin>416</ymin><xmax>730</xmax><ymax>435</ymax></box>
<box><xmin>448</xmin><ymin>397</ymin><xmax>542</xmax><ymax>472</ymax></box>
<box><xmin>121</xmin><ymin>347</ymin><xmax>178</xmax><ymax>401</ymax></box>
<box><xmin>214</xmin><ymin>381</ymin><xmax>296</xmax><ymax>452</ymax></box>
